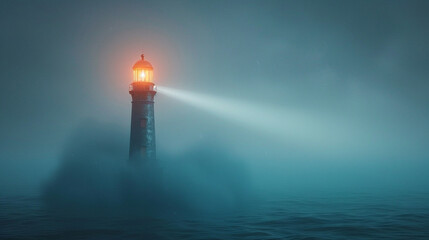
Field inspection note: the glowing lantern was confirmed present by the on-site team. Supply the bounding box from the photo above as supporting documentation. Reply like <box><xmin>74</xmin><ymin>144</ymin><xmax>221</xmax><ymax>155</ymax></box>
<box><xmin>132</xmin><ymin>54</ymin><xmax>153</xmax><ymax>82</ymax></box>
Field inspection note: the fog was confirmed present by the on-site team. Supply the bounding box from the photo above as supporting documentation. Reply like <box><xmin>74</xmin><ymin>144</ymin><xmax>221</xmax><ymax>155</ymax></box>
<box><xmin>42</xmin><ymin>123</ymin><xmax>251</xmax><ymax>215</ymax></box>
<box><xmin>1</xmin><ymin>0</ymin><xmax>429</xmax><ymax>208</ymax></box>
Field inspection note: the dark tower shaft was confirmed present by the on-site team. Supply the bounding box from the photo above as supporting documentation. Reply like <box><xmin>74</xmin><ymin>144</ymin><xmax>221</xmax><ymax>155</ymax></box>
<box><xmin>129</xmin><ymin>83</ymin><xmax>156</xmax><ymax>162</ymax></box>
<box><xmin>129</xmin><ymin>54</ymin><xmax>157</xmax><ymax>162</ymax></box>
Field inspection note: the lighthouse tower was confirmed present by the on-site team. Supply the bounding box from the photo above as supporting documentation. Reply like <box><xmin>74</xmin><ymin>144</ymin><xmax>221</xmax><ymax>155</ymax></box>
<box><xmin>129</xmin><ymin>54</ymin><xmax>157</xmax><ymax>163</ymax></box>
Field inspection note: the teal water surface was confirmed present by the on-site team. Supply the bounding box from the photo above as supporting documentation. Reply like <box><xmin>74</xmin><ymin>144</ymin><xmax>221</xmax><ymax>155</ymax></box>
<box><xmin>1</xmin><ymin>194</ymin><xmax>429</xmax><ymax>239</ymax></box>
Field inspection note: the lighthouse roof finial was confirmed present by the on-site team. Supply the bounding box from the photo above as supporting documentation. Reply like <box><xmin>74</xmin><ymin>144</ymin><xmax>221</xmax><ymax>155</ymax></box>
<box><xmin>133</xmin><ymin>53</ymin><xmax>153</xmax><ymax>70</ymax></box>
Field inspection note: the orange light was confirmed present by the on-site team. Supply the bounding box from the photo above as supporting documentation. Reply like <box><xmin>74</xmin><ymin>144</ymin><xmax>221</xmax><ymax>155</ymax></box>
<box><xmin>132</xmin><ymin>54</ymin><xmax>154</xmax><ymax>83</ymax></box>
<box><xmin>133</xmin><ymin>68</ymin><xmax>153</xmax><ymax>82</ymax></box>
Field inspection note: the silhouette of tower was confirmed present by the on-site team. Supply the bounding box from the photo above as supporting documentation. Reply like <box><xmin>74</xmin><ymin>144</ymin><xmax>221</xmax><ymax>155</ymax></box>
<box><xmin>129</xmin><ymin>54</ymin><xmax>156</xmax><ymax>163</ymax></box>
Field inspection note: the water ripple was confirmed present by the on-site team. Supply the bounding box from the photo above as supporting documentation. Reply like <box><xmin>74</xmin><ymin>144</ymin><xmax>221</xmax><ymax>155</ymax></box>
<box><xmin>1</xmin><ymin>195</ymin><xmax>429</xmax><ymax>239</ymax></box>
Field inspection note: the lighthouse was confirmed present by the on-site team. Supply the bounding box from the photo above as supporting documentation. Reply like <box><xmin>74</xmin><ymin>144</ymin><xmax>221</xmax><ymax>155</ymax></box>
<box><xmin>129</xmin><ymin>54</ymin><xmax>157</xmax><ymax>163</ymax></box>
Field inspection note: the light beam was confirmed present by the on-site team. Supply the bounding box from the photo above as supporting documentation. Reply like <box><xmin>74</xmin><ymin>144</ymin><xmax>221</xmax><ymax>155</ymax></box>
<box><xmin>157</xmin><ymin>86</ymin><xmax>379</xmax><ymax>155</ymax></box>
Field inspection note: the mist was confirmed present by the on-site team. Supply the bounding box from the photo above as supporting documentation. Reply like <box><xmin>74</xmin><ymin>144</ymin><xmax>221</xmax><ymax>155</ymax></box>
<box><xmin>2</xmin><ymin>1</ymin><xmax>429</xmax><ymax>238</ymax></box>
<box><xmin>42</xmin><ymin>122</ymin><xmax>252</xmax><ymax>215</ymax></box>
<box><xmin>1</xmin><ymin>0</ymin><xmax>429</xmax><ymax>208</ymax></box>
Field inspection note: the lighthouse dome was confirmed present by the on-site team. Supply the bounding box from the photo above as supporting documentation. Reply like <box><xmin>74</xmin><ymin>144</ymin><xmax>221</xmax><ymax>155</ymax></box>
<box><xmin>132</xmin><ymin>54</ymin><xmax>153</xmax><ymax>70</ymax></box>
<box><xmin>132</xmin><ymin>54</ymin><xmax>154</xmax><ymax>83</ymax></box>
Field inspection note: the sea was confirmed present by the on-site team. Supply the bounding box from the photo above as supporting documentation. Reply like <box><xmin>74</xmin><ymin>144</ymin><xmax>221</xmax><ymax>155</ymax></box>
<box><xmin>1</xmin><ymin>193</ymin><xmax>429</xmax><ymax>239</ymax></box>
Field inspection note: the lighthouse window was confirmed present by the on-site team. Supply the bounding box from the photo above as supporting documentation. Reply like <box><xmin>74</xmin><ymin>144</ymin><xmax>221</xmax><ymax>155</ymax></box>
<box><xmin>140</xmin><ymin>118</ymin><xmax>147</xmax><ymax>127</ymax></box>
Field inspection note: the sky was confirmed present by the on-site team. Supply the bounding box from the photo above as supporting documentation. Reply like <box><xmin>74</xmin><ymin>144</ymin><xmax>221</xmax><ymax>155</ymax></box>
<box><xmin>1</xmin><ymin>0</ymin><xmax>429</xmax><ymax>196</ymax></box>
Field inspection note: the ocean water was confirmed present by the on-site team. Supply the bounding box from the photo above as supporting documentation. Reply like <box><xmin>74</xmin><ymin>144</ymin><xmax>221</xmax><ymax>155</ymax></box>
<box><xmin>1</xmin><ymin>193</ymin><xmax>429</xmax><ymax>240</ymax></box>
